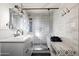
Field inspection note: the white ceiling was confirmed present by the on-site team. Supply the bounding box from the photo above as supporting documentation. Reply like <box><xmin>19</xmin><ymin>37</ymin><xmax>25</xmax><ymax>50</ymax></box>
<box><xmin>22</xmin><ymin>3</ymin><xmax>47</xmax><ymax>8</ymax></box>
<box><xmin>9</xmin><ymin>3</ymin><xmax>61</xmax><ymax>8</ymax></box>
<box><xmin>22</xmin><ymin>3</ymin><xmax>61</xmax><ymax>8</ymax></box>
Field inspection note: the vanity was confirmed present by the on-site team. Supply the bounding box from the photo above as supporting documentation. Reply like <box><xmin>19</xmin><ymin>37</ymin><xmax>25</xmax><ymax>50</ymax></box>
<box><xmin>0</xmin><ymin>34</ymin><xmax>33</xmax><ymax>56</ymax></box>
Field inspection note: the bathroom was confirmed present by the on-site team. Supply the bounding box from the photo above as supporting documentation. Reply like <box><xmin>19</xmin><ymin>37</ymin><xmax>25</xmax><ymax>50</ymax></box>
<box><xmin>0</xmin><ymin>3</ymin><xmax>79</xmax><ymax>56</ymax></box>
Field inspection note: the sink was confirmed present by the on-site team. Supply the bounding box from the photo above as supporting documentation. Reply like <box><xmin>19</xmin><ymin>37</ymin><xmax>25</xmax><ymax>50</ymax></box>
<box><xmin>13</xmin><ymin>34</ymin><xmax>20</xmax><ymax>37</ymax></box>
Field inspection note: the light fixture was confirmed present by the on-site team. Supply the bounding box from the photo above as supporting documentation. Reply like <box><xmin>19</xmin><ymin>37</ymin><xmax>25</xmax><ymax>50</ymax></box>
<box><xmin>66</xmin><ymin>8</ymin><xmax>70</xmax><ymax>13</ymax></box>
<box><xmin>61</xmin><ymin>10</ymin><xmax>66</xmax><ymax>16</ymax></box>
<box><xmin>61</xmin><ymin>8</ymin><xmax>70</xmax><ymax>16</ymax></box>
<box><xmin>14</xmin><ymin>5</ymin><xmax>19</xmax><ymax>9</ymax></box>
<box><xmin>14</xmin><ymin>4</ymin><xmax>24</xmax><ymax>16</ymax></box>
<box><xmin>14</xmin><ymin>5</ymin><xmax>20</xmax><ymax>12</ymax></box>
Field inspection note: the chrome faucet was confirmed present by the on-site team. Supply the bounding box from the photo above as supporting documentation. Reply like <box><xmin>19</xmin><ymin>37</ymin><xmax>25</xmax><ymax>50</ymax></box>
<box><xmin>13</xmin><ymin>29</ymin><xmax>23</xmax><ymax>37</ymax></box>
<box><xmin>16</xmin><ymin>29</ymin><xmax>23</xmax><ymax>35</ymax></box>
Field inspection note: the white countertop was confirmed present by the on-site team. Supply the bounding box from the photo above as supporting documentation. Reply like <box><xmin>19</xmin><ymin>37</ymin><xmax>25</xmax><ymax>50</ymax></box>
<box><xmin>0</xmin><ymin>34</ymin><xmax>34</xmax><ymax>43</ymax></box>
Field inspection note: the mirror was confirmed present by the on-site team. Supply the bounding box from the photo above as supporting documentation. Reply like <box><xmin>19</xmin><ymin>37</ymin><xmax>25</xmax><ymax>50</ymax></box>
<box><xmin>9</xmin><ymin>8</ymin><xmax>29</xmax><ymax>32</ymax></box>
<box><xmin>9</xmin><ymin>8</ymin><xmax>23</xmax><ymax>30</ymax></box>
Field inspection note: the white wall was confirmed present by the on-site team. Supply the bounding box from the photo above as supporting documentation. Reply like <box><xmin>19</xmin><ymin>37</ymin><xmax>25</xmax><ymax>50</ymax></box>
<box><xmin>0</xmin><ymin>4</ymin><xmax>9</xmax><ymax>29</ymax></box>
<box><xmin>0</xmin><ymin>4</ymin><xmax>14</xmax><ymax>39</ymax></box>
<box><xmin>52</xmin><ymin>4</ymin><xmax>79</xmax><ymax>55</ymax></box>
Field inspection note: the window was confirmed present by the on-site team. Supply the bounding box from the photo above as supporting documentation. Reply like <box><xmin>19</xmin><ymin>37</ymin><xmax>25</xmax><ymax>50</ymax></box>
<box><xmin>29</xmin><ymin>18</ymin><xmax>32</xmax><ymax>32</ymax></box>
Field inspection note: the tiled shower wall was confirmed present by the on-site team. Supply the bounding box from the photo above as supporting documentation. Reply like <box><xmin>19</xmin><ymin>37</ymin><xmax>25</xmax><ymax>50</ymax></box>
<box><xmin>30</xmin><ymin>13</ymin><xmax>50</xmax><ymax>43</ymax></box>
<box><xmin>52</xmin><ymin>4</ymin><xmax>79</xmax><ymax>55</ymax></box>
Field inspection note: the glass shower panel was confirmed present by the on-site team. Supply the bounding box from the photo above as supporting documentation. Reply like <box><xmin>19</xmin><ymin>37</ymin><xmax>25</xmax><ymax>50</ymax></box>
<box><xmin>32</xmin><ymin>13</ymin><xmax>50</xmax><ymax>44</ymax></box>
<box><xmin>39</xmin><ymin>14</ymin><xmax>50</xmax><ymax>43</ymax></box>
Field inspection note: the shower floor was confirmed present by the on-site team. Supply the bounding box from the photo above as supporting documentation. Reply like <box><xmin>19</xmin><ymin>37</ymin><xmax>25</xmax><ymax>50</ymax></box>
<box><xmin>31</xmin><ymin>44</ymin><xmax>51</xmax><ymax>56</ymax></box>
